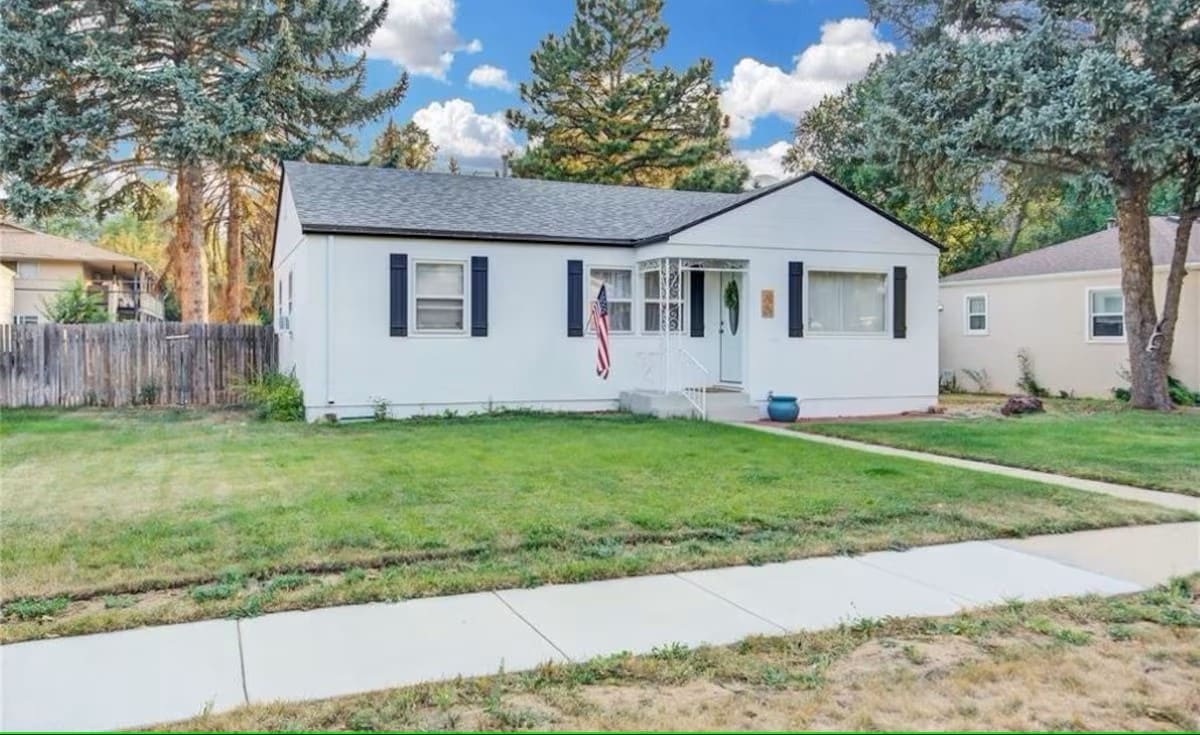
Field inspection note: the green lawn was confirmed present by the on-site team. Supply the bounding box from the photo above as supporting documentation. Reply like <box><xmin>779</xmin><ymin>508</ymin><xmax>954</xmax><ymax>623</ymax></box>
<box><xmin>0</xmin><ymin>408</ymin><xmax>1189</xmax><ymax>642</ymax></box>
<box><xmin>799</xmin><ymin>403</ymin><xmax>1200</xmax><ymax>496</ymax></box>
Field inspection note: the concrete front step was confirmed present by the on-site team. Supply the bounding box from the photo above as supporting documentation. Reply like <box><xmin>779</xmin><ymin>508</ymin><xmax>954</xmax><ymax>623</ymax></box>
<box><xmin>619</xmin><ymin>389</ymin><xmax>761</xmax><ymax>421</ymax></box>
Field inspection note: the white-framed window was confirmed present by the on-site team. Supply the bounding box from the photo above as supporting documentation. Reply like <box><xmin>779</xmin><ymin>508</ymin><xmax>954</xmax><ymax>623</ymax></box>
<box><xmin>964</xmin><ymin>294</ymin><xmax>988</xmax><ymax>335</ymax></box>
<box><xmin>14</xmin><ymin>314</ymin><xmax>38</xmax><ymax>325</ymax></box>
<box><xmin>15</xmin><ymin>261</ymin><xmax>39</xmax><ymax>278</ymax></box>
<box><xmin>287</xmin><ymin>271</ymin><xmax>294</xmax><ymax>331</ymax></box>
<box><xmin>413</xmin><ymin>259</ymin><xmax>466</xmax><ymax>333</ymax></box>
<box><xmin>642</xmin><ymin>269</ymin><xmax>685</xmax><ymax>333</ymax></box>
<box><xmin>587</xmin><ymin>266</ymin><xmax>633</xmax><ymax>333</ymax></box>
<box><xmin>807</xmin><ymin>269</ymin><xmax>888</xmax><ymax>335</ymax></box>
<box><xmin>277</xmin><ymin>278</ymin><xmax>284</xmax><ymax>330</ymax></box>
<box><xmin>1087</xmin><ymin>287</ymin><xmax>1124</xmax><ymax>340</ymax></box>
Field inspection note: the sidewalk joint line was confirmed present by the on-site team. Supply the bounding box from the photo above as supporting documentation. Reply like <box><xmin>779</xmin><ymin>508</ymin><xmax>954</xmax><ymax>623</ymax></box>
<box><xmin>671</xmin><ymin>572</ymin><xmax>788</xmax><ymax>633</ymax></box>
<box><xmin>982</xmin><ymin>539</ymin><xmax>1147</xmax><ymax>589</ymax></box>
<box><xmin>491</xmin><ymin>591</ymin><xmax>573</xmax><ymax>663</ymax></box>
<box><xmin>848</xmin><ymin>553</ymin><xmax>980</xmax><ymax>608</ymax></box>
<box><xmin>235</xmin><ymin>619</ymin><xmax>250</xmax><ymax>705</ymax></box>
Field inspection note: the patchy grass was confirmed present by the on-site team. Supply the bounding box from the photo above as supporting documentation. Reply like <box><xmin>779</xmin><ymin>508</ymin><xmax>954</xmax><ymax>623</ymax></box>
<box><xmin>799</xmin><ymin>399</ymin><xmax>1200</xmax><ymax>496</ymax></box>
<box><xmin>163</xmin><ymin>576</ymin><xmax>1200</xmax><ymax>731</ymax></box>
<box><xmin>1</xmin><ymin>408</ymin><xmax>1190</xmax><ymax>642</ymax></box>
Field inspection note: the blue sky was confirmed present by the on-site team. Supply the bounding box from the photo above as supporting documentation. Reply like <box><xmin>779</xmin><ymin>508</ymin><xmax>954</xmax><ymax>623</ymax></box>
<box><xmin>355</xmin><ymin>0</ymin><xmax>894</xmax><ymax>179</ymax></box>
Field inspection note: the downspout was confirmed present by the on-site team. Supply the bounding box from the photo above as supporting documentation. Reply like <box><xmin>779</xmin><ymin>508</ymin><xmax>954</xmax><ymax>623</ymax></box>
<box><xmin>325</xmin><ymin>234</ymin><xmax>334</xmax><ymax>408</ymax></box>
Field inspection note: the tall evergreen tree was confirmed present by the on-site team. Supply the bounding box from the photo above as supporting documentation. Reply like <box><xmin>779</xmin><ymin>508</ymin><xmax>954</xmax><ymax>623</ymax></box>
<box><xmin>369</xmin><ymin>119</ymin><xmax>438</xmax><ymax>170</ymax></box>
<box><xmin>1</xmin><ymin>0</ymin><xmax>407</xmax><ymax>322</ymax></box>
<box><xmin>506</xmin><ymin>0</ymin><xmax>741</xmax><ymax>190</ymax></box>
<box><xmin>855</xmin><ymin>0</ymin><xmax>1199</xmax><ymax>409</ymax></box>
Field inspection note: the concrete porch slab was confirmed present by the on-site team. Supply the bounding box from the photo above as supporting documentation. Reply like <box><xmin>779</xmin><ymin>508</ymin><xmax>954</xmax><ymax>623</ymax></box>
<box><xmin>994</xmin><ymin>522</ymin><xmax>1200</xmax><ymax>587</ymax></box>
<box><xmin>238</xmin><ymin>592</ymin><xmax>566</xmax><ymax>703</ymax></box>
<box><xmin>0</xmin><ymin>619</ymin><xmax>243</xmax><ymax>731</ymax></box>
<box><xmin>496</xmin><ymin>573</ymin><xmax>782</xmax><ymax>661</ymax></box>
<box><xmin>856</xmin><ymin>541</ymin><xmax>1144</xmax><ymax>604</ymax></box>
<box><xmin>679</xmin><ymin>555</ymin><xmax>967</xmax><ymax>631</ymax></box>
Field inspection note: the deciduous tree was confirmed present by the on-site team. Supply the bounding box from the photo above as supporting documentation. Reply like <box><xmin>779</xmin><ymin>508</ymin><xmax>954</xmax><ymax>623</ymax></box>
<box><xmin>369</xmin><ymin>119</ymin><xmax>438</xmax><ymax>170</ymax></box>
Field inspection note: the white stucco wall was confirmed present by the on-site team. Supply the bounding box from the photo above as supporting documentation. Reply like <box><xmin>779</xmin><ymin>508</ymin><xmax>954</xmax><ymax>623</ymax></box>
<box><xmin>278</xmin><ymin>175</ymin><xmax>941</xmax><ymax>420</ymax></box>
<box><xmin>940</xmin><ymin>267</ymin><xmax>1200</xmax><ymax>397</ymax></box>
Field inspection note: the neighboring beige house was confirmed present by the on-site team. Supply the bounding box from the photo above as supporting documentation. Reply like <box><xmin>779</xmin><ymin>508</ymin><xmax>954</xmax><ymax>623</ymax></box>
<box><xmin>0</xmin><ymin>221</ymin><xmax>165</xmax><ymax>323</ymax></box>
<box><xmin>940</xmin><ymin>216</ymin><xmax>1200</xmax><ymax>397</ymax></box>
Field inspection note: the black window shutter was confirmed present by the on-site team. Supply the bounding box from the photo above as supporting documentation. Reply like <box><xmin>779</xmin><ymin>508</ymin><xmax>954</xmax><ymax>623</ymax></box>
<box><xmin>389</xmin><ymin>253</ymin><xmax>407</xmax><ymax>336</ymax></box>
<box><xmin>689</xmin><ymin>270</ymin><xmax>705</xmax><ymax>337</ymax></box>
<box><xmin>471</xmin><ymin>256</ymin><xmax>488</xmax><ymax>336</ymax></box>
<box><xmin>567</xmin><ymin>259</ymin><xmax>583</xmax><ymax>337</ymax></box>
<box><xmin>893</xmin><ymin>266</ymin><xmax>908</xmax><ymax>338</ymax></box>
<box><xmin>788</xmin><ymin>261</ymin><xmax>804</xmax><ymax>337</ymax></box>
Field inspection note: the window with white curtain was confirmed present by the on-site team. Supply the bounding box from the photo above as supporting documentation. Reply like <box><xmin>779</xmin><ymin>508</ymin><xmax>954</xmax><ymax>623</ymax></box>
<box><xmin>414</xmin><ymin>260</ymin><xmax>465</xmax><ymax>332</ymax></box>
<box><xmin>1088</xmin><ymin>288</ymin><xmax>1124</xmax><ymax>339</ymax></box>
<box><xmin>15</xmin><ymin>262</ymin><xmax>39</xmax><ymax>278</ymax></box>
<box><xmin>643</xmin><ymin>270</ymin><xmax>684</xmax><ymax>333</ymax></box>
<box><xmin>588</xmin><ymin>267</ymin><xmax>632</xmax><ymax>332</ymax></box>
<box><xmin>808</xmin><ymin>270</ymin><xmax>887</xmax><ymax>334</ymax></box>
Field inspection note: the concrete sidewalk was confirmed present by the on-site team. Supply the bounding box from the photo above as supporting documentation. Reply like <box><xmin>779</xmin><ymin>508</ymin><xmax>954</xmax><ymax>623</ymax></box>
<box><xmin>3</xmin><ymin>521</ymin><xmax>1197</xmax><ymax>731</ymax></box>
<box><xmin>741</xmin><ymin>422</ymin><xmax>1200</xmax><ymax>513</ymax></box>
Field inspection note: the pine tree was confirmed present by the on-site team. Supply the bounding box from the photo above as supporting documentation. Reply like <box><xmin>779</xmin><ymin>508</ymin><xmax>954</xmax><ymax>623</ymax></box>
<box><xmin>1</xmin><ymin>0</ymin><xmax>407</xmax><ymax>322</ymax></box>
<box><xmin>506</xmin><ymin>0</ymin><xmax>739</xmax><ymax>190</ymax></box>
<box><xmin>369</xmin><ymin>119</ymin><xmax>438</xmax><ymax>170</ymax></box>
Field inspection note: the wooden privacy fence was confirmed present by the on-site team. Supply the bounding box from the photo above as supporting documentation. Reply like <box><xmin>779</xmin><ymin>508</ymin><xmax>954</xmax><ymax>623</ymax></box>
<box><xmin>0</xmin><ymin>323</ymin><xmax>277</xmax><ymax>408</ymax></box>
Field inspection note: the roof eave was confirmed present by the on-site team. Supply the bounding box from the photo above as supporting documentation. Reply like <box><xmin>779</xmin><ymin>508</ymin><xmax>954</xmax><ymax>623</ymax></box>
<box><xmin>299</xmin><ymin>223</ymin><xmax>649</xmax><ymax>247</ymax></box>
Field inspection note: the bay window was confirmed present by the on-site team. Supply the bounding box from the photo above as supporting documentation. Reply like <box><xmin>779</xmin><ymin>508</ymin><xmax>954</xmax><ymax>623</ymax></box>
<box><xmin>808</xmin><ymin>270</ymin><xmax>887</xmax><ymax>335</ymax></box>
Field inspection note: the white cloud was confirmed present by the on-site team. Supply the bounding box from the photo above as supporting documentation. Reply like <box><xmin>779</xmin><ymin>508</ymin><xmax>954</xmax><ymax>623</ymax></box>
<box><xmin>412</xmin><ymin>98</ymin><xmax>516</xmax><ymax>168</ymax></box>
<box><xmin>467</xmin><ymin>64</ymin><xmax>515</xmax><ymax>91</ymax></box>
<box><xmin>366</xmin><ymin>0</ymin><xmax>482</xmax><ymax>78</ymax></box>
<box><xmin>720</xmin><ymin>18</ymin><xmax>893</xmax><ymax>138</ymax></box>
<box><xmin>733</xmin><ymin>140</ymin><xmax>792</xmax><ymax>180</ymax></box>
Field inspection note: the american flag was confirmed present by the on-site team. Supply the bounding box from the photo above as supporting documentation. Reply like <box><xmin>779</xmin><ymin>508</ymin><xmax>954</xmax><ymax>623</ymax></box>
<box><xmin>592</xmin><ymin>284</ymin><xmax>611</xmax><ymax>380</ymax></box>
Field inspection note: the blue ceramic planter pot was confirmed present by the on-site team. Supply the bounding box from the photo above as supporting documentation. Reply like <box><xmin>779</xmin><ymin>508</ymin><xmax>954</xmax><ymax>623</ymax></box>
<box><xmin>767</xmin><ymin>392</ymin><xmax>799</xmax><ymax>422</ymax></box>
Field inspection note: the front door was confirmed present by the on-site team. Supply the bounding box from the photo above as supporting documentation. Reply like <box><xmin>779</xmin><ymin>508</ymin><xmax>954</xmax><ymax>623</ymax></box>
<box><xmin>719</xmin><ymin>272</ymin><xmax>743</xmax><ymax>383</ymax></box>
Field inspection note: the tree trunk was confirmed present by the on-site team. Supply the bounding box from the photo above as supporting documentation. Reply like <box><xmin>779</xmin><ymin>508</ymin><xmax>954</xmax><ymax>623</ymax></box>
<box><xmin>1154</xmin><ymin>156</ymin><xmax>1199</xmax><ymax>383</ymax></box>
<box><xmin>1115</xmin><ymin>182</ymin><xmax>1170</xmax><ymax>409</ymax></box>
<box><xmin>224</xmin><ymin>173</ymin><xmax>245</xmax><ymax>322</ymax></box>
<box><xmin>174</xmin><ymin>162</ymin><xmax>210</xmax><ymax>323</ymax></box>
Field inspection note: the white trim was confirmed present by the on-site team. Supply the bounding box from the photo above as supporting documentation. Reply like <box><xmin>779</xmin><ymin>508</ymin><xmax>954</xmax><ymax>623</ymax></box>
<box><xmin>586</xmin><ymin>264</ymin><xmax>634</xmax><ymax>335</ymax></box>
<box><xmin>411</xmin><ymin>258</ymin><xmax>469</xmax><ymax>336</ymax></box>
<box><xmin>1085</xmin><ymin>285</ymin><xmax>1125</xmax><ymax>343</ymax></box>
<box><xmin>963</xmin><ymin>293</ymin><xmax>989</xmax><ymax>336</ymax></box>
<box><xmin>805</xmin><ymin>266</ymin><xmax>890</xmax><ymax>338</ymax></box>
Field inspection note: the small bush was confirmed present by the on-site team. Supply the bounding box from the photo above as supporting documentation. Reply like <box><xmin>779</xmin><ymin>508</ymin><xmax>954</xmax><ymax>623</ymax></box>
<box><xmin>134</xmin><ymin>381</ymin><xmax>161</xmax><ymax>406</ymax></box>
<box><xmin>1016</xmin><ymin>349</ymin><xmax>1049</xmax><ymax>397</ymax></box>
<box><xmin>241</xmin><ymin>371</ymin><xmax>304</xmax><ymax>421</ymax></box>
<box><xmin>1113</xmin><ymin>375</ymin><xmax>1198</xmax><ymax>406</ymax></box>
<box><xmin>370</xmin><ymin>396</ymin><xmax>390</xmax><ymax>421</ymax></box>
<box><xmin>3</xmin><ymin>596</ymin><xmax>69</xmax><ymax>620</ymax></box>
<box><xmin>938</xmin><ymin>371</ymin><xmax>962</xmax><ymax>394</ymax></box>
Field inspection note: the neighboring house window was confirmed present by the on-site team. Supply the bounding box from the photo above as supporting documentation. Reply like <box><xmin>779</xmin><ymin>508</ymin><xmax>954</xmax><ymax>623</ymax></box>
<box><xmin>1088</xmin><ymin>288</ymin><xmax>1124</xmax><ymax>340</ymax></box>
<box><xmin>287</xmin><ymin>271</ymin><xmax>293</xmax><ymax>331</ymax></box>
<box><xmin>14</xmin><ymin>314</ymin><xmax>38</xmax><ymax>325</ymax></box>
<box><xmin>277</xmin><ymin>278</ymin><xmax>284</xmax><ymax>330</ymax></box>
<box><xmin>643</xmin><ymin>269</ymin><xmax>684</xmax><ymax>333</ymax></box>
<box><xmin>964</xmin><ymin>294</ymin><xmax>988</xmax><ymax>334</ymax></box>
<box><xmin>413</xmin><ymin>260</ymin><xmax>466</xmax><ymax>333</ymax></box>
<box><xmin>588</xmin><ymin>267</ymin><xmax>632</xmax><ymax>333</ymax></box>
<box><xmin>15</xmin><ymin>262</ymin><xmax>38</xmax><ymax>278</ymax></box>
<box><xmin>808</xmin><ymin>270</ymin><xmax>887</xmax><ymax>334</ymax></box>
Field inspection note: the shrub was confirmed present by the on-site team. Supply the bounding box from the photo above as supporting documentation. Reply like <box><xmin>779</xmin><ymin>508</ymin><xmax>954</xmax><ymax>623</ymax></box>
<box><xmin>1016</xmin><ymin>348</ymin><xmax>1049</xmax><ymax>397</ymax></box>
<box><xmin>241</xmin><ymin>371</ymin><xmax>304</xmax><ymax>421</ymax></box>
<box><xmin>938</xmin><ymin>371</ymin><xmax>962</xmax><ymax>394</ymax></box>
<box><xmin>1113</xmin><ymin>376</ymin><xmax>1198</xmax><ymax>406</ymax></box>
<box><xmin>42</xmin><ymin>279</ymin><xmax>109</xmax><ymax>323</ymax></box>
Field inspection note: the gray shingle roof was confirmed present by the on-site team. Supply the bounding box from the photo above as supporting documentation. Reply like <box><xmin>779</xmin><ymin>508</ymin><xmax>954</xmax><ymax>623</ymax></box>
<box><xmin>283</xmin><ymin>161</ymin><xmax>758</xmax><ymax>245</ymax></box>
<box><xmin>942</xmin><ymin>217</ymin><xmax>1200</xmax><ymax>283</ymax></box>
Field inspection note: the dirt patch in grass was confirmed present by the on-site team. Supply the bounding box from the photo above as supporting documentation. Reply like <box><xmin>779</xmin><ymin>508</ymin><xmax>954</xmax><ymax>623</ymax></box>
<box><xmin>162</xmin><ymin>577</ymin><xmax>1200</xmax><ymax>732</ymax></box>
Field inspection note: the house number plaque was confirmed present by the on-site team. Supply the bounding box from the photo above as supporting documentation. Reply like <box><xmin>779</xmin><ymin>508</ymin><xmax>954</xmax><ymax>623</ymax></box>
<box><xmin>761</xmin><ymin>289</ymin><xmax>775</xmax><ymax>318</ymax></box>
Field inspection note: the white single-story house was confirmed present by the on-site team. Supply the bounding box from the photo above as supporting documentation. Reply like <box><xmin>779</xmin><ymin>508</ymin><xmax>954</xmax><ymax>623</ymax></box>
<box><xmin>272</xmin><ymin>162</ymin><xmax>942</xmax><ymax>421</ymax></box>
<box><xmin>939</xmin><ymin>217</ymin><xmax>1200</xmax><ymax>397</ymax></box>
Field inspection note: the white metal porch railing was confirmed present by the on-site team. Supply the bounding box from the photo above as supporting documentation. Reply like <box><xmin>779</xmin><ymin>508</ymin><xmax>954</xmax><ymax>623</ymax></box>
<box><xmin>636</xmin><ymin>347</ymin><xmax>711</xmax><ymax>420</ymax></box>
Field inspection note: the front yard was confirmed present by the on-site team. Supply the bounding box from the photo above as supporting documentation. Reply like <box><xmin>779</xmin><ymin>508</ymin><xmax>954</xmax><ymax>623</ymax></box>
<box><xmin>799</xmin><ymin>397</ymin><xmax>1200</xmax><ymax>496</ymax></box>
<box><xmin>1</xmin><ymin>408</ymin><xmax>1190</xmax><ymax>642</ymax></box>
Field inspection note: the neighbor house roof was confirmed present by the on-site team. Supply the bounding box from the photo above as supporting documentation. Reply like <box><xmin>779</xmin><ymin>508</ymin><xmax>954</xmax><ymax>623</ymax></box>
<box><xmin>0</xmin><ymin>221</ymin><xmax>148</xmax><ymax>270</ymax></box>
<box><xmin>942</xmin><ymin>217</ymin><xmax>1200</xmax><ymax>283</ymax></box>
<box><xmin>280</xmin><ymin>161</ymin><xmax>943</xmax><ymax>249</ymax></box>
